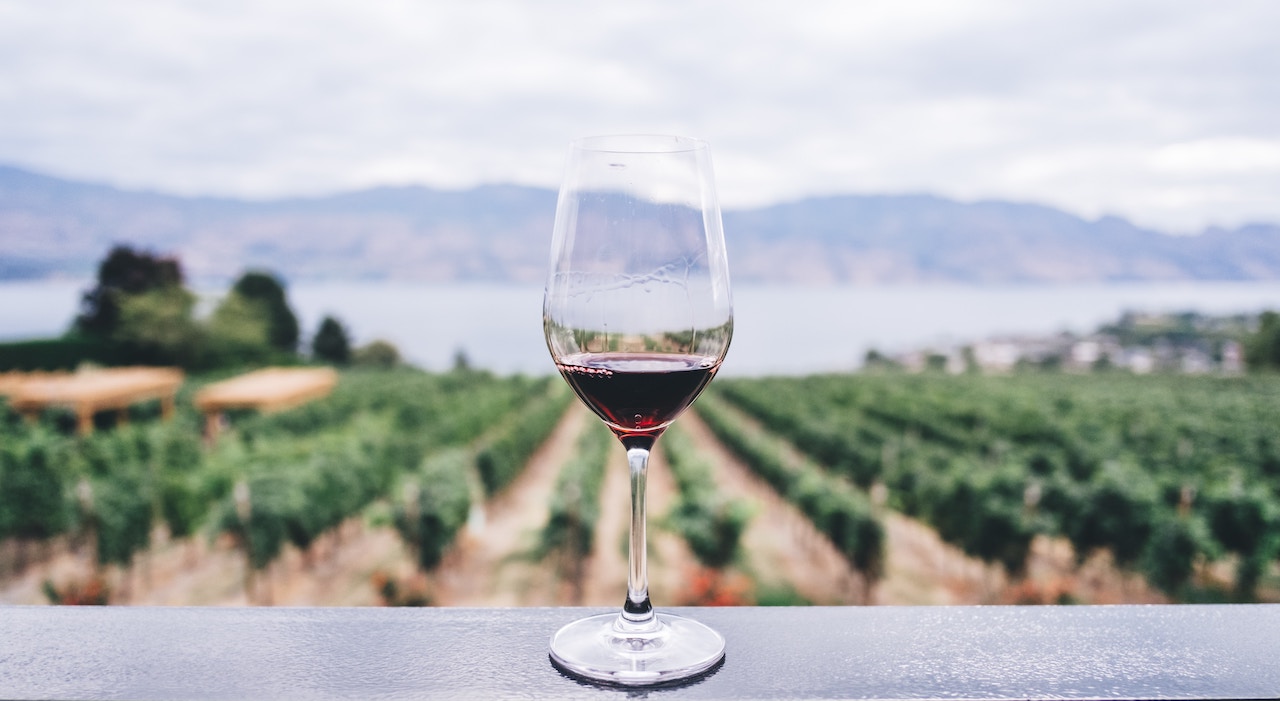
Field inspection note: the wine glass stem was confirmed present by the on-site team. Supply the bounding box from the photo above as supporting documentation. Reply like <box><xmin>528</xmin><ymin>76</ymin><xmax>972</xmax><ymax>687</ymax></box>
<box><xmin>620</xmin><ymin>445</ymin><xmax>657</xmax><ymax>631</ymax></box>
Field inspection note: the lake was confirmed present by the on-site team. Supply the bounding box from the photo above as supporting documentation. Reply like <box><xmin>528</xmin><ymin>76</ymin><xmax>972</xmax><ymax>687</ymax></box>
<box><xmin>3</xmin><ymin>280</ymin><xmax>1280</xmax><ymax>376</ymax></box>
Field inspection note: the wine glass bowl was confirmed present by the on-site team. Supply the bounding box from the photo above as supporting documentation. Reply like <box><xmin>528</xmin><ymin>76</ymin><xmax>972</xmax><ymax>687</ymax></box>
<box><xmin>544</xmin><ymin>134</ymin><xmax>732</xmax><ymax>685</ymax></box>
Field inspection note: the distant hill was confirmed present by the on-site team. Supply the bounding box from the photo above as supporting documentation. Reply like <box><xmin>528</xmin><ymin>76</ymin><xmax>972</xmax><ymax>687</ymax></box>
<box><xmin>2</xmin><ymin>163</ymin><xmax>1278</xmax><ymax>284</ymax></box>
<box><xmin>724</xmin><ymin>196</ymin><xmax>1280</xmax><ymax>284</ymax></box>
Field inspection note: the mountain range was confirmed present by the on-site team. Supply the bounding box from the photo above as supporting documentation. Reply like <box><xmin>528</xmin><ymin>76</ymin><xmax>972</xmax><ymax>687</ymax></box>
<box><xmin>2</xmin><ymin>164</ymin><xmax>1278</xmax><ymax>285</ymax></box>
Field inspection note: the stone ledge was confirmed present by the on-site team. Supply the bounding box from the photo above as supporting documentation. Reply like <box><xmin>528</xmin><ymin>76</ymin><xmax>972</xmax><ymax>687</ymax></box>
<box><xmin>1</xmin><ymin>605</ymin><xmax>1277</xmax><ymax>700</ymax></box>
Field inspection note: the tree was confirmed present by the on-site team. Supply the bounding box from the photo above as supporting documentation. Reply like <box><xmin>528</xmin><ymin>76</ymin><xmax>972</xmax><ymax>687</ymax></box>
<box><xmin>1245</xmin><ymin>310</ymin><xmax>1280</xmax><ymax>371</ymax></box>
<box><xmin>353</xmin><ymin>340</ymin><xmax>402</xmax><ymax>369</ymax></box>
<box><xmin>112</xmin><ymin>287</ymin><xmax>203</xmax><ymax>366</ymax></box>
<box><xmin>452</xmin><ymin>348</ymin><xmax>472</xmax><ymax>371</ymax></box>
<box><xmin>312</xmin><ymin>316</ymin><xmax>351</xmax><ymax>365</ymax></box>
<box><xmin>863</xmin><ymin>348</ymin><xmax>900</xmax><ymax>372</ymax></box>
<box><xmin>205</xmin><ymin>292</ymin><xmax>274</xmax><ymax>366</ymax></box>
<box><xmin>230</xmin><ymin>271</ymin><xmax>299</xmax><ymax>353</ymax></box>
<box><xmin>75</xmin><ymin>245</ymin><xmax>184</xmax><ymax>337</ymax></box>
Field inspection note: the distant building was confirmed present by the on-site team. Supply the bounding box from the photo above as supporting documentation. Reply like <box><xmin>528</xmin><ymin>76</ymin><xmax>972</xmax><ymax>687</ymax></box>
<box><xmin>972</xmin><ymin>340</ymin><xmax>1021</xmax><ymax>373</ymax></box>
<box><xmin>880</xmin><ymin>311</ymin><xmax>1254</xmax><ymax>377</ymax></box>
<box><xmin>1127</xmin><ymin>349</ymin><xmax>1155</xmax><ymax>374</ymax></box>
<box><xmin>1180</xmin><ymin>349</ymin><xmax>1213</xmax><ymax>374</ymax></box>
<box><xmin>1071</xmin><ymin>340</ymin><xmax>1102</xmax><ymax>367</ymax></box>
<box><xmin>1221</xmin><ymin>340</ymin><xmax>1244</xmax><ymax>374</ymax></box>
<box><xmin>898</xmin><ymin>351</ymin><xmax>927</xmax><ymax>373</ymax></box>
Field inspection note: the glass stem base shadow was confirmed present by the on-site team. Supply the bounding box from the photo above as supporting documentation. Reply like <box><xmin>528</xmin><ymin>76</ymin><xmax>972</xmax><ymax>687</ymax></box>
<box><xmin>548</xmin><ymin>443</ymin><xmax>725</xmax><ymax>686</ymax></box>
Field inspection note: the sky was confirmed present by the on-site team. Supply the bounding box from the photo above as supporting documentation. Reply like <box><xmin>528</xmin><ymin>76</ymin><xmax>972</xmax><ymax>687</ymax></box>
<box><xmin>1</xmin><ymin>1</ymin><xmax>1277</xmax><ymax>233</ymax></box>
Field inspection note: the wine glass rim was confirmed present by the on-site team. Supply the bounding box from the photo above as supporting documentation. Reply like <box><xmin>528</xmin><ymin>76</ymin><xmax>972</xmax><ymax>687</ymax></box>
<box><xmin>571</xmin><ymin>134</ymin><xmax>707</xmax><ymax>154</ymax></box>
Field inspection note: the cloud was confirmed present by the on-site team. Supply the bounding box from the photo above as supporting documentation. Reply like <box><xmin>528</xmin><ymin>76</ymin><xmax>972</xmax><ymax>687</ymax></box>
<box><xmin>0</xmin><ymin>0</ymin><xmax>1277</xmax><ymax>231</ymax></box>
<box><xmin>1151</xmin><ymin>138</ymin><xmax>1280</xmax><ymax>175</ymax></box>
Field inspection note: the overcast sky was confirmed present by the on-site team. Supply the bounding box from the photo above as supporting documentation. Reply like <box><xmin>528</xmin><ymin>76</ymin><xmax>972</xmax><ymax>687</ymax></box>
<box><xmin>1</xmin><ymin>1</ymin><xmax>1277</xmax><ymax>233</ymax></box>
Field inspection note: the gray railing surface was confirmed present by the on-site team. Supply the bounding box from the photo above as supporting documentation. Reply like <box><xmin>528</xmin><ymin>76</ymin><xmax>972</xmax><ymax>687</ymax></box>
<box><xmin>1</xmin><ymin>605</ymin><xmax>1278</xmax><ymax>700</ymax></box>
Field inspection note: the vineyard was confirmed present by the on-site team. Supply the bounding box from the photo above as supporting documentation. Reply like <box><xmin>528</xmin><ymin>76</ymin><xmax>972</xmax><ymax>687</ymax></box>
<box><xmin>710</xmin><ymin>372</ymin><xmax>1280</xmax><ymax>602</ymax></box>
<box><xmin>2</xmin><ymin>367</ymin><xmax>1278</xmax><ymax>606</ymax></box>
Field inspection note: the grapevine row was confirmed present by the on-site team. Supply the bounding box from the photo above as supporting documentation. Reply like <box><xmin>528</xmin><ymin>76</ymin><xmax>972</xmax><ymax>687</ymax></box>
<box><xmin>714</xmin><ymin>374</ymin><xmax>1280</xmax><ymax>599</ymax></box>
<box><xmin>531</xmin><ymin>421</ymin><xmax>611</xmax><ymax>601</ymax></box>
<box><xmin>0</xmin><ymin>369</ymin><xmax>561</xmax><ymax>596</ymax></box>
<box><xmin>659</xmin><ymin>424</ymin><xmax>753</xmax><ymax>571</ymax></box>
<box><xmin>693</xmin><ymin>393</ymin><xmax>885</xmax><ymax>583</ymax></box>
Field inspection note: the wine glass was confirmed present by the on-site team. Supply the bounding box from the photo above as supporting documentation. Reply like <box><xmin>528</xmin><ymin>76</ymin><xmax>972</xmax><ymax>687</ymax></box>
<box><xmin>543</xmin><ymin>134</ymin><xmax>733</xmax><ymax>686</ymax></box>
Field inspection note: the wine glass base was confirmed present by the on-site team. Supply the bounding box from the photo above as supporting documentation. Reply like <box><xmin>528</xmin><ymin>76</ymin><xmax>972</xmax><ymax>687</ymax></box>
<box><xmin>549</xmin><ymin>612</ymin><xmax>725</xmax><ymax>687</ymax></box>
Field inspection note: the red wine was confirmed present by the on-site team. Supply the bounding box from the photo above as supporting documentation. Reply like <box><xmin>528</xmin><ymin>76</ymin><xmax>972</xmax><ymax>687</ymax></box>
<box><xmin>556</xmin><ymin>352</ymin><xmax>720</xmax><ymax>445</ymax></box>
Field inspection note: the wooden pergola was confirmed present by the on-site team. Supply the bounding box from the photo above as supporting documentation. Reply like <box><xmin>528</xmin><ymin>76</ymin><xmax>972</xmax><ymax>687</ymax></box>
<box><xmin>193</xmin><ymin>367</ymin><xmax>338</xmax><ymax>439</ymax></box>
<box><xmin>4</xmin><ymin>367</ymin><xmax>184</xmax><ymax>435</ymax></box>
<box><xmin>0</xmin><ymin>370</ymin><xmax>68</xmax><ymax>396</ymax></box>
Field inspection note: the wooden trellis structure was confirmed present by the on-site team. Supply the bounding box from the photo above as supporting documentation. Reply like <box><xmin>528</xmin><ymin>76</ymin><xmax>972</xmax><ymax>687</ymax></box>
<box><xmin>193</xmin><ymin>367</ymin><xmax>338</xmax><ymax>439</ymax></box>
<box><xmin>4</xmin><ymin>367</ymin><xmax>184</xmax><ymax>435</ymax></box>
<box><xmin>0</xmin><ymin>371</ymin><xmax>69</xmax><ymax>396</ymax></box>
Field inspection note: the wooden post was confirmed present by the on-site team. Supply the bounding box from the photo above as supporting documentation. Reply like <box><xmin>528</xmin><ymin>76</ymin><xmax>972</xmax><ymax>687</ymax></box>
<box><xmin>234</xmin><ymin>480</ymin><xmax>254</xmax><ymax>604</ymax></box>
<box><xmin>203</xmin><ymin>412</ymin><xmax>224</xmax><ymax>444</ymax></box>
<box><xmin>76</xmin><ymin>408</ymin><xmax>94</xmax><ymax>436</ymax></box>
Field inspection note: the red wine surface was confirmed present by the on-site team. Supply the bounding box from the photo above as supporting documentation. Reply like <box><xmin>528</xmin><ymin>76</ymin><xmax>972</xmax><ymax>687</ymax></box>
<box><xmin>556</xmin><ymin>352</ymin><xmax>720</xmax><ymax>440</ymax></box>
